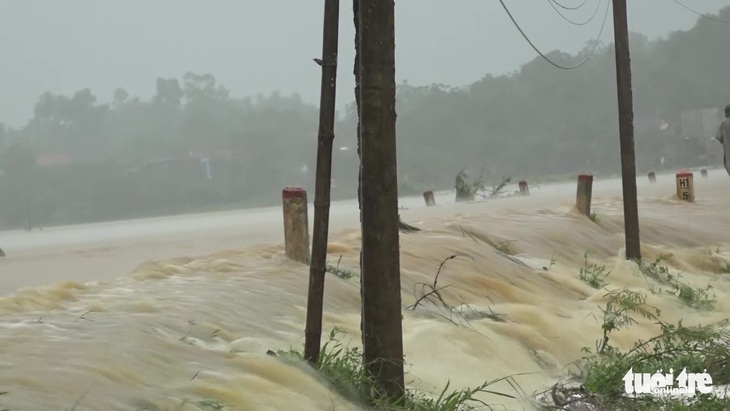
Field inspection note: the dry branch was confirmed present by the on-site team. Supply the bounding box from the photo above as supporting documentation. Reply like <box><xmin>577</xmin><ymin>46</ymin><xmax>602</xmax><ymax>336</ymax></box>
<box><xmin>408</xmin><ymin>254</ymin><xmax>472</xmax><ymax>311</ymax></box>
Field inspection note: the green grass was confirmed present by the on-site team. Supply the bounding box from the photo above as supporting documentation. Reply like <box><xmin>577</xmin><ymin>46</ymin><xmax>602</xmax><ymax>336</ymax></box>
<box><xmin>545</xmin><ymin>286</ymin><xmax>730</xmax><ymax>410</ymax></box>
<box><xmin>578</xmin><ymin>252</ymin><xmax>611</xmax><ymax>289</ymax></box>
<box><xmin>637</xmin><ymin>254</ymin><xmax>717</xmax><ymax>310</ymax></box>
<box><xmin>276</xmin><ymin>328</ymin><xmax>528</xmax><ymax>410</ymax></box>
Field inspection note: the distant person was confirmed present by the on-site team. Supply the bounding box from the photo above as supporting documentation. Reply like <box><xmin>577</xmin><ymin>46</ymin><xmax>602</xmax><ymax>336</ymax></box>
<box><xmin>717</xmin><ymin>104</ymin><xmax>730</xmax><ymax>176</ymax></box>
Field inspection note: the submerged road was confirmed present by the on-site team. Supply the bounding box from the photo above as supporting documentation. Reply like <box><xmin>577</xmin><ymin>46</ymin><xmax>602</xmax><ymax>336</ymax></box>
<box><xmin>0</xmin><ymin>169</ymin><xmax>727</xmax><ymax>295</ymax></box>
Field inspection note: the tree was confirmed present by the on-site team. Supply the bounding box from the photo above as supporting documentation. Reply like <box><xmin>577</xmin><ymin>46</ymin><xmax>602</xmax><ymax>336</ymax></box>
<box><xmin>2</xmin><ymin>142</ymin><xmax>35</xmax><ymax>177</ymax></box>
<box><xmin>2</xmin><ymin>6</ymin><xmax>728</xmax><ymax>229</ymax></box>
<box><xmin>358</xmin><ymin>0</ymin><xmax>405</xmax><ymax>403</ymax></box>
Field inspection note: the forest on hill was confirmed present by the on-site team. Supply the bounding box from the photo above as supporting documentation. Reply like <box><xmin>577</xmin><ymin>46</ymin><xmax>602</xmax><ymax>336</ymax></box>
<box><xmin>0</xmin><ymin>6</ymin><xmax>728</xmax><ymax>229</ymax></box>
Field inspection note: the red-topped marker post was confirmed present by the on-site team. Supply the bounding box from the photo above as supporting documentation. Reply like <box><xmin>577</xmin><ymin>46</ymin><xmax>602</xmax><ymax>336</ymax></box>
<box><xmin>422</xmin><ymin>190</ymin><xmax>435</xmax><ymax>206</ymax></box>
<box><xmin>282</xmin><ymin>186</ymin><xmax>310</xmax><ymax>263</ymax></box>
<box><xmin>676</xmin><ymin>171</ymin><xmax>694</xmax><ymax>202</ymax></box>
<box><xmin>518</xmin><ymin>180</ymin><xmax>530</xmax><ymax>196</ymax></box>
<box><xmin>576</xmin><ymin>174</ymin><xmax>593</xmax><ymax>217</ymax></box>
<box><xmin>648</xmin><ymin>171</ymin><xmax>656</xmax><ymax>183</ymax></box>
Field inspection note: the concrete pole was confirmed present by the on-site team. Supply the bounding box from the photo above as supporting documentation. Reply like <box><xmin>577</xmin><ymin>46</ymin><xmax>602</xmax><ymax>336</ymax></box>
<box><xmin>422</xmin><ymin>190</ymin><xmax>435</xmax><ymax>206</ymax></box>
<box><xmin>518</xmin><ymin>180</ymin><xmax>530</xmax><ymax>196</ymax></box>
<box><xmin>282</xmin><ymin>186</ymin><xmax>310</xmax><ymax>264</ymax></box>
<box><xmin>576</xmin><ymin>174</ymin><xmax>593</xmax><ymax>217</ymax></box>
<box><xmin>676</xmin><ymin>171</ymin><xmax>695</xmax><ymax>202</ymax></box>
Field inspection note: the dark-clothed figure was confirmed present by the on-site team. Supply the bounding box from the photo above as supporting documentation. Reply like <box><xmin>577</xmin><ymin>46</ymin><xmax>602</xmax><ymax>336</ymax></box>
<box><xmin>716</xmin><ymin>105</ymin><xmax>730</xmax><ymax>176</ymax></box>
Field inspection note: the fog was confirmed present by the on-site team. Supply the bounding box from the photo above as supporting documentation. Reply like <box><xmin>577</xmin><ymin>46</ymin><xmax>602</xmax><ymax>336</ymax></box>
<box><xmin>0</xmin><ymin>1</ymin><xmax>725</xmax><ymax>126</ymax></box>
<box><xmin>0</xmin><ymin>0</ymin><xmax>728</xmax><ymax>229</ymax></box>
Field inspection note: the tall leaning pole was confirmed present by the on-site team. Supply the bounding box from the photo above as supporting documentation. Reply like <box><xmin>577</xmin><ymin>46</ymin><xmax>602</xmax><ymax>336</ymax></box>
<box><xmin>303</xmin><ymin>0</ymin><xmax>340</xmax><ymax>364</ymax></box>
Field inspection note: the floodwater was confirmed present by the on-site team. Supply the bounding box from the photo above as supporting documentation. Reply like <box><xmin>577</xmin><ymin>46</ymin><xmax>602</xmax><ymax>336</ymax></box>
<box><xmin>1</xmin><ymin>170</ymin><xmax>729</xmax><ymax>410</ymax></box>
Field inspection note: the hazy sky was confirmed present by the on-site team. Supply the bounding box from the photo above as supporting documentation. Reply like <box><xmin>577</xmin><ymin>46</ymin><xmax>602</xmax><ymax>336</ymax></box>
<box><xmin>0</xmin><ymin>0</ymin><xmax>727</xmax><ymax>128</ymax></box>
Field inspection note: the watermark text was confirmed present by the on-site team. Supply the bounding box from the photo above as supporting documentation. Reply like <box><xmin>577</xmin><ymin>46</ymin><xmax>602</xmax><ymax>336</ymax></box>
<box><xmin>623</xmin><ymin>367</ymin><xmax>713</xmax><ymax>395</ymax></box>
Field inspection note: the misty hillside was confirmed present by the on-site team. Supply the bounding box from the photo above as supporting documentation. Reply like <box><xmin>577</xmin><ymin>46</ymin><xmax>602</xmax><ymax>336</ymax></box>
<box><xmin>0</xmin><ymin>6</ymin><xmax>728</xmax><ymax>229</ymax></box>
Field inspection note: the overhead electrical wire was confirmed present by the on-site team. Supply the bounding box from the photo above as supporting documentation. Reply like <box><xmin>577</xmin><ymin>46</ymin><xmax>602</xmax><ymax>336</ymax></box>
<box><xmin>546</xmin><ymin>0</ymin><xmax>603</xmax><ymax>26</ymax></box>
<box><xmin>497</xmin><ymin>0</ymin><xmax>611</xmax><ymax>70</ymax></box>
<box><xmin>551</xmin><ymin>0</ymin><xmax>589</xmax><ymax>11</ymax></box>
<box><xmin>670</xmin><ymin>0</ymin><xmax>730</xmax><ymax>24</ymax></box>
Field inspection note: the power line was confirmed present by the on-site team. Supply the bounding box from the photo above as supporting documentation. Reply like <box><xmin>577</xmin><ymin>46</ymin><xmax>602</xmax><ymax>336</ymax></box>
<box><xmin>671</xmin><ymin>0</ymin><xmax>730</xmax><ymax>23</ymax></box>
<box><xmin>497</xmin><ymin>0</ymin><xmax>611</xmax><ymax>70</ymax></box>
<box><xmin>546</xmin><ymin>0</ymin><xmax>602</xmax><ymax>26</ymax></box>
<box><xmin>551</xmin><ymin>0</ymin><xmax>589</xmax><ymax>11</ymax></box>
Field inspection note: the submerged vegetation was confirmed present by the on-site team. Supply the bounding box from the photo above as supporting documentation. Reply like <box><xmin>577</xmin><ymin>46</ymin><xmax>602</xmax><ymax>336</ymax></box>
<box><xmin>578</xmin><ymin>252</ymin><xmax>611</xmax><ymax>289</ymax></box>
<box><xmin>252</xmin><ymin>282</ymin><xmax>730</xmax><ymax>411</ymax></box>
<box><xmin>454</xmin><ymin>168</ymin><xmax>513</xmax><ymax>203</ymax></box>
<box><xmin>265</xmin><ymin>252</ymin><xmax>730</xmax><ymax>410</ymax></box>
<box><xmin>289</xmin><ymin>250</ymin><xmax>730</xmax><ymax>410</ymax></box>
<box><xmin>277</xmin><ymin>290</ymin><xmax>730</xmax><ymax>411</ymax></box>
<box><xmin>548</xmin><ymin>288</ymin><xmax>730</xmax><ymax>410</ymax></box>
<box><xmin>454</xmin><ymin>169</ymin><xmax>486</xmax><ymax>202</ymax></box>
<box><xmin>325</xmin><ymin>255</ymin><xmax>356</xmax><ymax>280</ymax></box>
<box><xmin>276</xmin><ymin>328</ymin><xmax>526</xmax><ymax>411</ymax></box>
<box><xmin>544</xmin><ymin>255</ymin><xmax>730</xmax><ymax>410</ymax></box>
<box><xmin>638</xmin><ymin>254</ymin><xmax>717</xmax><ymax>310</ymax></box>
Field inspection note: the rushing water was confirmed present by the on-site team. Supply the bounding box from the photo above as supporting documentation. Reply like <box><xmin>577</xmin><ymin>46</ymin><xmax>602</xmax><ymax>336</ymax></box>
<box><xmin>1</xmin><ymin>170</ymin><xmax>730</xmax><ymax>410</ymax></box>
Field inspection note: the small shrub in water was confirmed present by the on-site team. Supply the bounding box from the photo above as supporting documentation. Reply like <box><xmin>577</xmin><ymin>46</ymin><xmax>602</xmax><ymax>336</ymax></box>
<box><xmin>578</xmin><ymin>252</ymin><xmax>611</xmax><ymax>289</ymax></box>
<box><xmin>638</xmin><ymin>254</ymin><xmax>717</xmax><ymax>310</ymax></box>
<box><xmin>671</xmin><ymin>281</ymin><xmax>716</xmax><ymax>310</ymax></box>
<box><xmin>638</xmin><ymin>254</ymin><xmax>675</xmax><ymax>284</ymax></box>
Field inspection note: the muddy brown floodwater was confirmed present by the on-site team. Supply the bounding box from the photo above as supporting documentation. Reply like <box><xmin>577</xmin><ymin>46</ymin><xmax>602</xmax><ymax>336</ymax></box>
<box><xmin>1</xmin><ymin>171</ymin><xmax>729</xmax><ymax>410</ymax></box>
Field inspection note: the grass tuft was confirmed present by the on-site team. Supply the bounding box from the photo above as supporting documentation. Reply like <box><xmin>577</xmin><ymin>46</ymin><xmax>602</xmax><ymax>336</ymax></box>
<box><xmin>578</xmin><ymin>252</ymin><xmax>611</xmax><ymax>289</ymax></box>
<box><xmin>277</xmin><ymin>328</ymin><xmax>528</xmax><ymax>410</ymax></box>
<box><xmin>638</xmin><ymin>254</ymin><xmax>717</xmax><ymax>310</ymax></box>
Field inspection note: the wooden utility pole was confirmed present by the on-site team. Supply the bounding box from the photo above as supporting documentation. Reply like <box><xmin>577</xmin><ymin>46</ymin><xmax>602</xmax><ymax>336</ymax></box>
<box><xmin>358</xmin><ymin>0</ymin><xmax>405</xmax><ymax>403</ymax></box>
<box><xmin>303</xmin><ymin>0</ymin><xmax>340</xmax><ymax>364</ymax></box>
<box><xmin>353</xmin><ymin>0</ymin><xmax>362</xmax><ymax>209</ymax></box>
<box><xmin>352</xmin><ymin>0</ymin><xmax>364</xmax><ymax>345</ymax></box>
<box><xmin>612</xmin><ymin>0</ymin><xmax>641</xmax><ymax>261</ymax></box>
